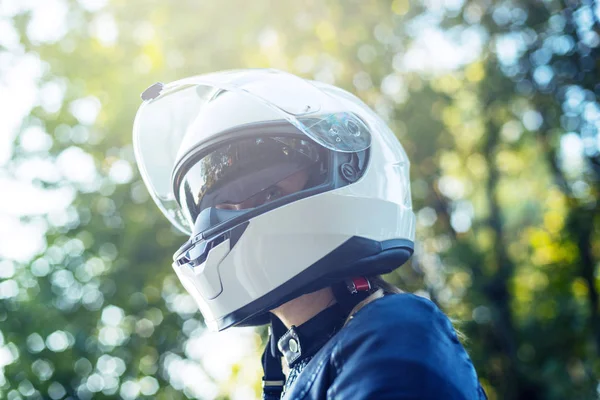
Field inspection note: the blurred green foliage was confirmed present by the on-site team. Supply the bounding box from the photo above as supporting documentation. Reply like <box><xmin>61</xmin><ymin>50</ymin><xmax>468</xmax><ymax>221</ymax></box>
<box><xmin>0</xmin><ymin>0</ymin><xmax>599</xmax><ymax>399</ymax></box>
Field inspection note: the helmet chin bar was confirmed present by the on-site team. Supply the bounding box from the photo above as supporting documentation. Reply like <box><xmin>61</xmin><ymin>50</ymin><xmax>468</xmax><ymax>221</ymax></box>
<box><xmin>175</xmin><ymin>227</ymin><xmax>414</xmax><ymax>330</ymax></box>
<box><xmin>218</xmin><ymin>237</ymin><xmax>414</xmax><ymax>330</ymax></box>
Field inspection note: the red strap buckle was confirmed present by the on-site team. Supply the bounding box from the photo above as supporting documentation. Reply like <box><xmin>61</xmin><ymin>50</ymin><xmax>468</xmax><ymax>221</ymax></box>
<box><xmin>346</xmin><ymin>277</ymin><xmax>371</xmax><ymax>294</ymax></box>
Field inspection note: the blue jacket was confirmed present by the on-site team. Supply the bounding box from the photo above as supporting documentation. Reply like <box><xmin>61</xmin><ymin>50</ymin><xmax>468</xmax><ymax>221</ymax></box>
<box><xmin>282</xmin><ymin>293</ymin><xmax>487</xmax><ymax>399</ymax></box>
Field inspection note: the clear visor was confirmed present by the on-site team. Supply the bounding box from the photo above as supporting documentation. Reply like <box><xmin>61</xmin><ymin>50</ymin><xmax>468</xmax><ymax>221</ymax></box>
<box><xmin>133</xmin><ymin>69</ymin><xmax>371</xmax><ymax>234</ymax></box>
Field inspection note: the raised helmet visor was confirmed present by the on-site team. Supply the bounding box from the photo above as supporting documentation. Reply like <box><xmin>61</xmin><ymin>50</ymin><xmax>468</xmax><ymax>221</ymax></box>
<box><xmin>133</xmin><ymin>69</ymin><xmax>372</xmax><ymax>234</ymax></box>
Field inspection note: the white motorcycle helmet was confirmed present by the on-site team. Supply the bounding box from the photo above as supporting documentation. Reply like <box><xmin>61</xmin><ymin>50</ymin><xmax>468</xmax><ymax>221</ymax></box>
<box><xmin>133</xmin><ymin>69</ymin><xmax>415</xmax><ymax>331</ymax></box>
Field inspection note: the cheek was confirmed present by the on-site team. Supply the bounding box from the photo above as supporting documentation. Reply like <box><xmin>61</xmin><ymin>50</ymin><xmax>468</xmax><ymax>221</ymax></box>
<box><xmin>279</xmin><ymin>172</ymin><xmax>310</xmax><ymax>195</ymax></box>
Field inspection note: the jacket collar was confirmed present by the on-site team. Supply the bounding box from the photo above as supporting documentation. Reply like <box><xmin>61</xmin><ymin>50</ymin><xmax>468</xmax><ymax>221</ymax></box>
<box><xmin>277</xmin><ymin>303</ymin><xmax>346</xmax><ymax>367</ymax></box>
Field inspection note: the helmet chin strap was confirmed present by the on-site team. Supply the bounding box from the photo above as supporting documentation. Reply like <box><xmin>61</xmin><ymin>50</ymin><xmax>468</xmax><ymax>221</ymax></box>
<box><xmin>260</xmin><ymin>277</ymin><xmax>373</xmax><ymax>399</ymax></box>
<box><xmin>261</xmin><ymin>314</ymin><xmax>287</xmax><ymax>400</ymax></box>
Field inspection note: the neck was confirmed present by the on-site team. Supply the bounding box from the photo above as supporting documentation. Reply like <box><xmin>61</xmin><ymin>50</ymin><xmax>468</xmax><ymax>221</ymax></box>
<box><xmin>270</xmin><ymin>287</ymin><xmax>337</xmax><ymax>328</ymax></box>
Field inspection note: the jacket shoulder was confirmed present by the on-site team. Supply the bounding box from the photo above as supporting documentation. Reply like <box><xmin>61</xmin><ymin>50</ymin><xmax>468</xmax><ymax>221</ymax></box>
<box><xmin>346</xmin><ymin>293</ymin><xmax>454</xmax><ymax>337</ymax></box>
<box><xmin>327</xmin><ymin>293</ymin><xmax>482</xmax><ymax>399</ymax></box>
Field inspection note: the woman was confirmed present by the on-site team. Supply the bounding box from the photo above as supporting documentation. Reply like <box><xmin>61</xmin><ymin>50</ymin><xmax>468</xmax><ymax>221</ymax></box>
<box><xmin>132</xmin><ymin>69</ymin><xmax>487</xmax><ymax>399</ymax></box>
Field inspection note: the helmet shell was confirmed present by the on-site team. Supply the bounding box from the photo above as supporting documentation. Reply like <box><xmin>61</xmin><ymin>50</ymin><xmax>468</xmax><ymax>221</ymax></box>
<box><xmin>133</xmin><ymin>69</ymin><xmax>415</xmax><ymax>330</ymax></box>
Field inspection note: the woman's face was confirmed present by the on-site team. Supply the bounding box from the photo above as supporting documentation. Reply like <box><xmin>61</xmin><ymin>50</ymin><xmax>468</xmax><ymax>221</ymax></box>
<box><xmin>215</xmin><ymin>169</ymin><xmax>310</xmax><ymax>211</ymax></box>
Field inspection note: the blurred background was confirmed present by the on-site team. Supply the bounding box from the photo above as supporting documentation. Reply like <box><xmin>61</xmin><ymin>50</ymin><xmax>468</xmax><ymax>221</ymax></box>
<box><xmin>0</xmin><ymin>0</ymin><xmax>599</xmax><ymax>399</ymax></box>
